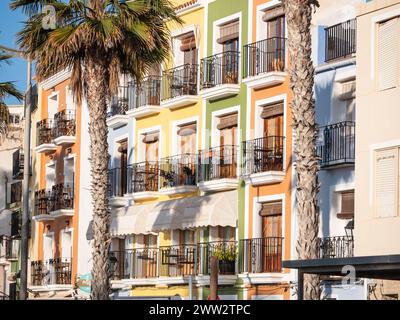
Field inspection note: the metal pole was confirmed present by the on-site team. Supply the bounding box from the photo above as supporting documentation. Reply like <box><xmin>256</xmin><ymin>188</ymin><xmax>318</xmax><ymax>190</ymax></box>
<box><xmin>19</xmin><ymin>59</ymin><xmax>32</xmax><ymax>300</ymax></box>
<box><xmin>188</xmin><ymin>275</ymin><xmax>193</xmax><ymax>300</ymax></box>
<box><xmin>210</xmin><ymin>256</ymin><xmax>218</xmax><ymax>300</ymax></box>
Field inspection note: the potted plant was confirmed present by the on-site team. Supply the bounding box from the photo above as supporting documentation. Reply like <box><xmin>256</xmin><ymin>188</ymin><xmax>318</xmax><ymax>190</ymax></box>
<box><xmin>211</xmin><ymin>244</ymin><xmax>237</xmax><ymax>275</ymax></box>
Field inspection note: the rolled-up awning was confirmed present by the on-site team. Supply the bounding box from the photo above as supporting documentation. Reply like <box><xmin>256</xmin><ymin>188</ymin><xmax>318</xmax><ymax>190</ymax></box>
<box><xmin>147</xmin><ymin>190</ymin><xmax>238</xmax><ymax>232</ymax></box>
<box><xmin>110</xmin><ymin>203</ymin><xmax>157</xmax><ymax>236</ymax></box>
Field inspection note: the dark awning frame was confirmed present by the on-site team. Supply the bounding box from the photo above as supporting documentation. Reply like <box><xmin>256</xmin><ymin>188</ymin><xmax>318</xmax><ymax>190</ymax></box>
<box><xmin>282</xmin><ymin>255</ymin><xmax>400</xmax><ymax>300</ymax></box>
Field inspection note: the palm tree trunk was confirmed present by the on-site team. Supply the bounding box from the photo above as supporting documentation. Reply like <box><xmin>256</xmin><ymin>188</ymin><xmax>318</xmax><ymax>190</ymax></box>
<box><xmin>85</xmin><ymin>56</ymin><xmax>111</xmax><ymax>300</ymax></box>
<box><xmin>283</xmin><ymin>0</ymin><xmax>321</xmax><ymax>300</ymax></box>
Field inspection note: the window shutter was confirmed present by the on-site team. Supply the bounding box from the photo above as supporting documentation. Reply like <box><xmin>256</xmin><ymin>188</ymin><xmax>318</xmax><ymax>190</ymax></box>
<box><xmin>142</xmin><ymin>132</ymin><xmax>159</xmax><ymax>144</ymax></box>
<box><xmin>259</xmin><ymin>200</ymin><xmax>282</xmax><ymax>216</ymax></box>
<box><xmin>262</xmin><ymin>6</ymin><xmax>284</xmax><ymax>22</ymax></box>
<box><xmin>180</xmin><ymin>33</ymin><xmax>196</xmax><ymax>51</ymax></box>
<box><xmin>374</xmin><ymin>148</ymin><xmax>399</xmax><ymax>218</ymax></box>
<box><xmin>337</xmin><ymin>190</ymin><xmax>354</xmax><ymax>219</ymax></box>
<box><xmin>217</xmin><ymin>113</ymin><xmax>238</xmax><ymax>130</ymax></box>
<box><xmin>260</xmin><ymin>102</ymin><xmax>284</xmax><ymax>119</ymax></box>
<box><xmin>377</xmin><ymin>17</ymin><xmax>400</xmax><ymax>91</ymax></box>
<box><xmin>61</xmin><ymin>230</ymin><xmax>72</xmax><ymax>260</ymax></box>
<box><xmin>177</xmin><ymin>122</ymin><xmax>197</xmax><ymax>137</ymax></box>
<box><xmin>217</xmin><ymin>20</ymin><xmax>239</xmax><ymax>44</ymax></box>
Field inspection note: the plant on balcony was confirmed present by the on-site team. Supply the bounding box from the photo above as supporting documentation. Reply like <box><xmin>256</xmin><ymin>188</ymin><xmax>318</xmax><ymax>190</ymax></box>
<box><xmin>211</xmin><ymin>244</ymin><xmax>237</xmax><ymax>262</ymax></box>
<box><xmin>224</xmin><ymin>71</ymin><xmax>236</xmax><ymax>84</ymax></box>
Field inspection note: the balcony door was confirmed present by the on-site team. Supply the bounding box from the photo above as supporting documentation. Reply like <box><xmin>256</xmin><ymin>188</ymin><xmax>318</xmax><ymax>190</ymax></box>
<box><xmin>260</xmin><ymin>201</ymin><xmax>282</xmax><ymax>272</ymax></box>
<box><xmin>261</xmin><ymin>103</ymin><xmax>284</xmax><ymax>171</ymax></box>
<box><xmin>117</xmin><ymin>140</ymin><xmax>127</xmax><ymax>196</ymax></box>
<box><xmin>218</xmin><ymin>113</ymin><xmax>238</xmax><ymax>179</ymax></box>
<box><xmin>177</xmin><ymin>123</ymin><xmax>197</xmax><ymax>186</ymax></box>
<box><xmin>263</xmin><ymin>7</ymin><xmax>285</xmax><ymax>72</ymax></box>
<box><xmin>43</xmin><ymin>233</ymin><xmax>55</xmax><ymax>285</ymax></box>
<box><xmin>219</xmin><ymin>20</ymin><xmax>239</xmax><ymax>84</ymax></box>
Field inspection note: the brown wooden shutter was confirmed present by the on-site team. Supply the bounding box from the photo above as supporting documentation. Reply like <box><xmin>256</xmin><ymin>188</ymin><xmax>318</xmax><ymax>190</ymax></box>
<box><xmin>217</xmin><ymin>113</ymin><xmax>238</xmax><ymax>130</ymax></box>
<box><xmin>337</xmin><ymin>190</ymin><xmax>354</xmax><ymax>219</ymax></box>
<box><xmin>180</xmin><ymin>33</ymin><xmax>196</xmax><ymax>51</ymax></box>
<box><xmin>117</xmin><ymin>140</ymin><xmax>128</xmax><ymax>152</ymax></box>
<box><xmin>177</xmin><ymin>122</ymin><xmax>196</xmax><ymax>137</ymax></box>
<box><xmin>262</xmin><ymin>6</ymin><xmax>284</xmax><ymax>22</ymax></box>
<box><xmin>217</xmin><ymin>20</ymin><xmax>239</xmax><ymax>44</ymax></box>
<box><xmin>260</xmin><ymin>102</ymin><xmax>284</xmax><ymax>119</ymax></box>
<box><xmin>259</xmin><ymin>200</ymin><xmax>282</xmax><ymax>217</ymax></box>
<box><xmin>142</xmin><ymin>132</ymin><xmax>159</xmax><ymax>144</ymax></box>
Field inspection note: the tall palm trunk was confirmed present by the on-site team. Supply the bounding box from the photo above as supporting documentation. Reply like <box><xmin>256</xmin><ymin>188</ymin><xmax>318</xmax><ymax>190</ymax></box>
<box><xmin>283</xmin><ymin>0</ymin><xmax>321</xmax><ymax>300</ymax></box>
<box><xmin>85</xmin><ymin>56</ymin><xmax>111</xmax><ymax>300</ymax></box>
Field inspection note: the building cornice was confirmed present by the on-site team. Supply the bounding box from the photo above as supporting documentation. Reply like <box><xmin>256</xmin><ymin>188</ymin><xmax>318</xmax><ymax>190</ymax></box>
<box><xmin>39</xmin><ymin>69</ymin><xmax>71</xmax><ymax>90</ymax></box>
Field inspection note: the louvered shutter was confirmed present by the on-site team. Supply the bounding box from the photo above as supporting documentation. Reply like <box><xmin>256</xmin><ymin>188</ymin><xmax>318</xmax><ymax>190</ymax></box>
<box><xmin>374</xmin><ymin>148</ymin><xmax>399</xmax><ymax>218</ymax></box>
<box><xmin>377</xmin><ymin>17</ymin><xmax>400</xmax><ymax>91</ymax></box>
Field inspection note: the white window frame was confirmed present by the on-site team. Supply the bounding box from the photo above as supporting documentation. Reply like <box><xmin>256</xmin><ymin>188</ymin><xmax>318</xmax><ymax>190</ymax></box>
<box><xmin>171</xmin><ymin>116</ymin><xmax>199</xmax><ymax>156</ymax></box>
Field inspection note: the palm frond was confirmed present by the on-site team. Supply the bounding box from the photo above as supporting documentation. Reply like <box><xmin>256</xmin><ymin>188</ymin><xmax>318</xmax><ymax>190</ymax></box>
<box><xmin>0</xmin><ymin>82</ymin><xmax>24</xmax><ymax>101</ymax></box>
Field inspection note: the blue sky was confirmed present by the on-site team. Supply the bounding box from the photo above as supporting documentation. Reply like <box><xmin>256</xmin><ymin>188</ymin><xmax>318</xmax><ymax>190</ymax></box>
<box><xmin>0</xmin><ymin>1</ymin><xmax>28</xmax><ymax>105</ymax></box>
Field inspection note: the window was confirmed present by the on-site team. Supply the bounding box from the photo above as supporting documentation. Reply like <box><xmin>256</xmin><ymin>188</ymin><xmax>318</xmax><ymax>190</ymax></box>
<box><xmin>117</xmin><ymin>139</ymin><xmax>127</xmax><ymax>195</ymax></box>
<box><xmin>217</xmin><ymin>226</ymin><xmax>235</xmax><ymax>241</ymax></box>
<box><xmin>374</xmin><ymin>147</ymin><xmax>400</xmax><ymax>218</ymax></box>
<box><xmin>261</xmin><ymin>101</ymin><xmax>284</xmax><ymax>137</ymax></box>
<box><xmin>262</xmin><ymin>6</ymin><xmax>285</xmax><ymax>39</ymax></box>
<box><xmin>337</xmin><ymin>190</ymin><xmax>355</xmax><ymax>219</ymax></box>
<box><xmin>179</xmin><ymin>229</ymin><xmax>195</xmax><ymax>245</ymax></box>
<box><xmin>259</xmin><ymin>200</ymin><xmax>283</xmax><ymax>239</ymax></box>
<box><xmin>177</xmin><ymin>122</ymin><xmax>196</xmax><ymax>154</ymax></box>
<box><xmin>377</xmin><ymin>17</ymin><xmax>400</xmax><ymax>91</ymax></box>
<box><xmin>144</xmin><ymin>234</ymin><xmax>157</xmax><ymax>248</ymax></box>
<box><xmin>142</xmin><ymin>131</ymin><xmax>159</xmax><ymax>162</ymax></box>
<box><xmin>10</xmin><ymin>182</ymin><xmax>22</xmax><ymax>204</ymax></box>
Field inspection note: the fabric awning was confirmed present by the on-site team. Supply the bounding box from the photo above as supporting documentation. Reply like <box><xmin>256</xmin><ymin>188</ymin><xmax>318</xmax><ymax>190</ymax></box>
<box><xmin>260</xmin><ymin>102</ymin><xmax>284</xmax><ymax>119</ymax></box>
<box><xmin>110</xmin><ymin>204</ymin><xmax>157</xmax><ymax>236</ymax></box>
<box><xmin>147</xmin><ymin>190</ymin><xmax>238</xmax><ymax>232</ymax></box>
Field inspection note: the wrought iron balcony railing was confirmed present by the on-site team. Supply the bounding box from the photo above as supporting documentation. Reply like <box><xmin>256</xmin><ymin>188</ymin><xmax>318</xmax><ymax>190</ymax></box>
<box><xmin>325</xmin><ymin>19</ymin><xmax>356</xmax><ymax>62</ymax></box>
<box><xmin>239</xmin><ymin>237</ymin><xmax>283</xmax><ymax>273</ymax></box>
<box><xmin>108</xmin><ymin>85</ymin><xmax>131</xmax><ymax>117</ymax></box>
<box><xmin>53</xmin><ymin>110</ymin><xmax>76</xmax><ymax>138</ymax></box>
<box><xmin>318</xmin><ymin>236</ymin><xmax>354</xmax><ymax>259</ymax></box>
<box><xmin>243</xmin><ymin>37</ymin><xmax>286</xmax><ymax>78</ymax></box>
<box><xmin>242</xmin><ymin>136</ymin><xmax>284</xmax><ymax>175</ymax></box>
<box><xmin>30</xmin><ymin>258</ymin><xmax>72</xmax><ymax>286</ymax></box>
<box><xmin>12</xmin><ymin>148</ymin><xmax>24</xmax><ymax>179</ymax></box>
<box><xmin>130</xmin><ymin>76</ymin><xmax>161</xmax><ymax>109</ymax></box>
<box><xmin>110</xmin><ymin>244</ymin><xmax>197</xmax><ymax>279</ymax></box>
<box><xmin>34</xmin><ymin>188</ymin><xmax>52</xmax><ymax>216</ymax></box>
<box><xmin>198</xmin><ymin>241</ymin><xmax>238</xmax><ymax>275</ymax></box>
<box><xmin>200</xmin><ymin>51</ymin><xmax>240</xmax><ymax>89</ymax></box>
<box><xmin>128</xmin><ymin>161</ymin><xmax>159</xmax><ymax>193</ymax></box>
<box><xmin>48</xmin><ymin>183</ymin><xmax>74</xmax><ymax>212</ymax></box>
<box><xmin>161</xmin><ymin>64</ymin><xmax>198</xmax><ymax>101</ymax></box>
<box><xmin>36</xmin><ymin>119</ymin><xmax>54</xmax><ymax>146</ymax></box>
<box><xmin>108</xmin><ymin>167</ymin><xmax>128</xmax><ymax>197</ymax></box>
<box><xmin>159</xmin><ymin>153</ymin><xmax>197</xmax><ymax>189</ymax></box>
<box><xmin>34</xmin><ymin>184</ymin><xmax>74</xmax><ymax>216</ymax></box>
<box><xmin>198</xmin><ymin>145</ymin><xmax>238</xmax><ymax>182</ymax></box>
<box><xmin>317</xmin><ymin>121</ymin><xmax>355</xmax><ymax>168</ymax></box>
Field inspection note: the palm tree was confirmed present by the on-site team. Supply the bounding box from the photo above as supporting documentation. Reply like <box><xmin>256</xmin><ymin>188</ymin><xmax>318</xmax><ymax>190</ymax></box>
<box><xmin>11</xmin><ymin>0</ymin><xmax>181</xmax><ymax>300</ymax></box>
<box><xmin>281</xmin><ymin>0</ymin><xmax>321</xmax><ymax>299</ymax></box>
<box><xmin>0</xmin><ymin>50</ymin><xmax>24</xmax><ymax>140</ymax></box>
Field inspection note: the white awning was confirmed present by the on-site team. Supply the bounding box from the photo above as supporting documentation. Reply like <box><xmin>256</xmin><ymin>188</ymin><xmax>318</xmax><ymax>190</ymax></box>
<box><xmin>110</xmin><ymin>204</ymin><xmax>157</xmax><ymax>237</ymax></box>
<box><xmin>147</xmin><ymin>190</ymin><xmax>238</xmax><ymax>232</ymax></box>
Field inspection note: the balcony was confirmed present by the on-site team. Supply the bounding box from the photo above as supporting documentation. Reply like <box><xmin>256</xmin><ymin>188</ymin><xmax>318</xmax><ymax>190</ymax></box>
<box><xmin>317</xmin><ymin>121</ymin><xmax>355</xmax><ymax>169</ymax></box>
<box><xmin>242</xmin><ymin>136</ymin><xmax>285</xmax><ymax>186</ymax></box>
<box><xmin>243</xmin><ymin>37</ymin><xmax>287</xmax><ymax>89</ymax></box>
<box><xmin>33</xmin><ymin>189</ymin><xmax>54</xmax><ymax>222</ymax></box>
<box><xmin>200</xmin><ymin>51</ymin><xmax>240</xmax><ymax>100</ymax></box>
<box><xmin>325</xmin><ymin>19</ymin><xmax>356</xmax><ymax>63</ymax></box>
<box><xmin>128</xmin><ymin>162</ymin><xmax>159</xmax><ymax>200</ymax></box>
<box><xmin>127</xmin><ymin>77</ymin><xmax>162</xmax><ymax>119</ymax></box>
<box><xmin>198</xmin><ymin>145</ymin><xmax>239</xmax><ymax>192</ymax></box>
<box><xmin>110</xmin><ymin>244</ymin><xmax>197</xmax><ymax>281</ymax></box>
<box><xmin>159</xmin><ymin>153</ymin><xmax>198</xmax><ymax>195</ymax></box>
<box><xmin>108</xmin><ymin>167</ymin><xmax>130</xmax><ymax>207</ymax></box>
<box><xmin>240</xmin><ymin>237</ymin><xmax>283</xmax><ymax>274</ymax></box>
<box><xmin>35</xmin><ymin>119</ymin><xmax>57</xmax><ymax>154</ymax></box>
<box><xmin>160</xmin><ymin>64</ymin><xmax>199</xmax><ymax>109</ymax></box>
<box><xmin>317</xmin><ymin>236</ymin><xmax>354</xmax><ymax>259</ymax></box>
<box><xmin>198</xmin><ymin>241</ymin><xmax>238</xmax><ymax>276</ymax></box>
<box><xmin>106</xmin><ymin>85</ymin><xmax>130</xmax><ymax>128</ymax></box>
<box><xmin>33</xmin><ymin>184</ymin><xmax>74</xmax><ymax>221</ymax></box>
<box><xmin>47</xmin><ymin>184</ymin><xmax>74</xmax><ymax>218</ymax></box>
<box><xmin>53</xmin><ymin>110</ymin><xmax>76</xmax><ymax>146</ymax></box>
<box><xmin>30</xmin><ymin>258</ymin><xmax>72</xmax><ymax>287</ymax></box>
